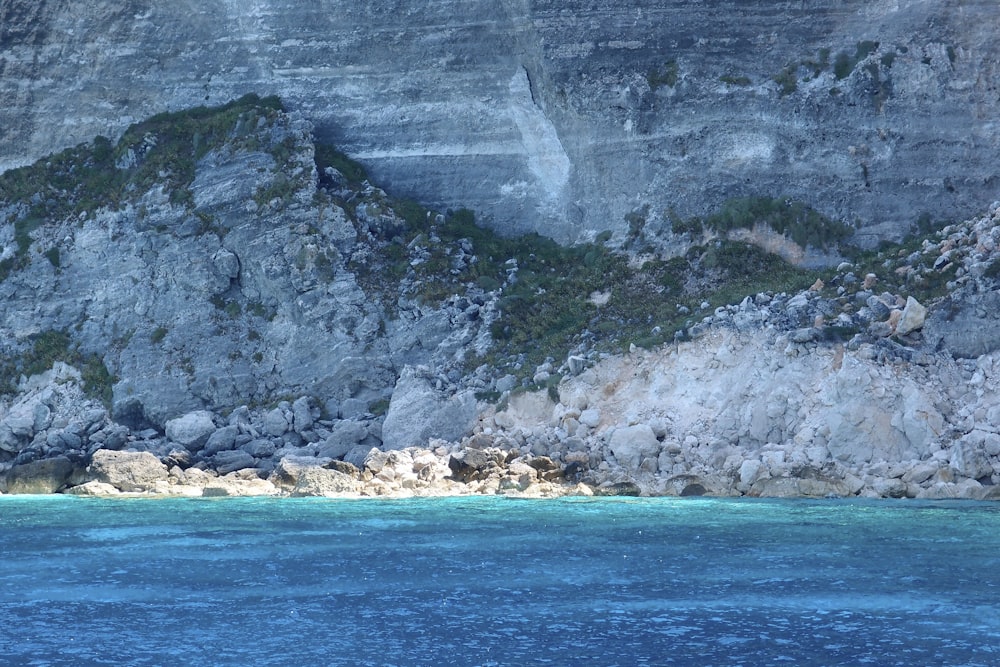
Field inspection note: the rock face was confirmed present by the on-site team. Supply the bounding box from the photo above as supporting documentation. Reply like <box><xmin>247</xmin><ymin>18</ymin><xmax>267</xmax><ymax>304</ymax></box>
<box><xmin>88</xmin><ymin>450</ymin><xmax>168</xmax><ymax>493</ymax></box>
<box><xmin>381</xmin><ymin>366</ymin><xmax>479</xmax><ymax>450</ymax></box>
<box><xmin>5</xmin><ymin>456</ymin><xmax>75</xmax><ymax>494</ymax></box>
<box><xmin>0</xmin><ymin>101</ymin><xmax>494</xmax><ymax>428</ymax></box>
<box><xmin>2</xmin><ymin>1</ymin><xmax>998</xmax><ymax>241</ymax></box>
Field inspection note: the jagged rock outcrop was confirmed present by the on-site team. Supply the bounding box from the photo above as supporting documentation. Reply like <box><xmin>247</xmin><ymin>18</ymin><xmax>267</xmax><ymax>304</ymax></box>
<box><xmin>2</xmin><ymin>1</ymin><xmax>998</xmax><ymax>241</ymax></box>
<box><xmin>0</xmin><ymin>100</ymin><xmax>495</xmax><ymax>428</ymax></box>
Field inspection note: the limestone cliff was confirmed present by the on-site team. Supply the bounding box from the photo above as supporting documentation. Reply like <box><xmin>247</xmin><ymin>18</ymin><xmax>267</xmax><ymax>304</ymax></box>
<box><xmin>1</xmin><ymin>0</ymin><xmax>997</xmax><ymax>243</ymax></box>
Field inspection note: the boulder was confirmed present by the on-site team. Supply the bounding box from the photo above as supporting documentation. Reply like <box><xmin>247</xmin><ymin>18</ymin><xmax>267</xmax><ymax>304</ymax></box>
<box><xmin>88</xmin><ymin>450</ymin><xmax>169</xmax><ymax>492</ymax></box>
<box><xmin>165</xmin><ymin>411</ymin><xmax>217</xmax><ymax>451</ymax></box>
<box><xmin>5</xmin><ymin>456</ymin><xmax>75</xmax><ymax>494</ymax></box>
<box><xmin>316</xmin><ymin>420</ymin><xmax>368</xmax><ymax>459</ymax></box>
<box><xmin>269</xmin><ymin>455</ymin><xmax>332</xmax><ymax>491</ymax></box>
<box><xmin>212</xmin><ymin>450</ymin><xmax>257</xmax><ymax>475</ymax></box>
<box><xmin>578</xmin><ymin>408</ymin><xmax>601</xmax><ymax>429</ymax></box>
<box><xmin>593</xmin><ymin>481</ymin><xmax>642</xmax><ymax>497</ymax></box>
<box><xmin>738</xmin><ymin>460</ymin><xmax>766</xmax><ymax>490</ymax></box>
<box><xmin>263</xmin><ymin>409</ymin><xmax>290</xmax><ymax>437</ymax></box>
<box><xmin>0</xmin><ymin>416</ymin><xmax>34</xmax><ymax>453</ymax></box>
<box><xmin>240</xmin><ymin>438</ymin><xmax>277</xmax><ymax>458</ymax></box>
<box><xmin>526</xmin><ymin>456</ymin><xmax>562</xmax><ymax>481</ymax></box>
<box><xmin>901</xmin><ymin>461</ymin><xmax>939</xmax><ymax>485</ymax></box>
<box><xmin>343</xmin><ymin>445</ymin><xmax>377</xmax><ymax>470</ymax></box>
<box><xmin>202</xmin><ymin>425</ymin><xmax>239</xmax><ymax>456</ymax></box>
<box><xmin>949</xmin><ymin>441</ymin><xmax>992</xmax><ymax>480</ymax></box>
<box><xmin>608</xmin><ymin>424</ymin><xmax>659</xmax><ymax>471</ymax></box>
<box><xmin>291</xmin><ymin>396</ymin><xmax>314</xmax><ymax>434</ymax></box>
<box><xmin>895</xmin><ymin>297</ymin><xmax>927</xmax><ymax>335</ymax></box>
<box><xmin>289</xmin><ymin>467</ymin><xmax>358</xmax><ymax>497</ymax></box>
<box><xmin>63</xmin><ymin>481</ymin><xmax>121</xmax><ymax>496</ymax></box>
<box><xmin>448</xmin><ymin>447</ymin><xmax>491</xmax><ymax>482</ymax></box>
<box><xmin>381</xmin><ymin>366</ymin><xmax>478</xmax><ymax>449</ymax></box>
<box><xmin>748</xmin><ymin>476</ymin><xmax>852</xmax><ymax>498</ymax></box>
<box><xmin>499</xmin><ymin>461</ymin><xmax>538</xmax><ymax>492</ymax></box>
<box><xmin>203</xmin><ymin>474</ymin><xmax>280</xmax><ymax>497</ymax></box>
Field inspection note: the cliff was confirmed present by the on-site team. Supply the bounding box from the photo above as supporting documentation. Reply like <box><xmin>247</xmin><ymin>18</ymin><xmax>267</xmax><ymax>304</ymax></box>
<box><xmin>2</xmin><ymin>0</ymin><xmax>998</xmax><ymax>243</ymax></box>
<box><xmin>3</xmin><ymin>96</ymin><xmax>1000</xmax><ymax>499</ymax></box>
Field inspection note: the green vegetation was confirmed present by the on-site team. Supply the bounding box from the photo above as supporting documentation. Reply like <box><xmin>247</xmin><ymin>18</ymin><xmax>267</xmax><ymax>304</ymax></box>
<box><xmin>672</xmin><ymin>196</ymin><xmax>853</xmax><ymax>250</ymax></box>
<box><xmin>772</xmin><ymin>66</ymin><xmax>798</xmax><ymax>96</ymax></box>
<box><xmin>0</xmin><ymin>330</ymin><xmax>117</xmax><ymax>407</ymax></box>
<box><xmin>44</xmin><ymin>247</ymin><xmax>60</xmax><ymax>268</ymax></box>
<box><xmin>834</xmin><ymin>40</ymin><xmax>881</xmax><ymax>79</ymax></box>
<box><xmin>315</xmin><ymin>143</ymin><xmax>368</xmax><ymax>184</ymax></box>
<box><xmin>648</xmin><ymin>60</ymin><xmax>679</xmax><ymax>89</ymax></box>
<box><xmin>719</xmin><ymin>75</ymin><xmax>752</xmax><ymax>86</ymax></box>
<box><xmin>150</xmin><ymin>326</ymin><xmax>168</xmax><ymax>344</ymax></box>
<box><xmin>802</xmin><ymin>48</ymin><xmax>831</xmax><ymax>77</ymax></box>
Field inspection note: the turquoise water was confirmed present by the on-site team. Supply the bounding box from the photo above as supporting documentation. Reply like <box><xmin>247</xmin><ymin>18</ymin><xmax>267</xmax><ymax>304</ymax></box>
<box><xmin>1</xmin><ymin>496</ymin><xmax>999</xmax><ymax>666</ymax></box>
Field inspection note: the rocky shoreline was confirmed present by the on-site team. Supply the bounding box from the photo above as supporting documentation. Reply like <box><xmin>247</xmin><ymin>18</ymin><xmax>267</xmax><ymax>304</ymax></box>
<box><xmin>4</xmin><ymin>204</ymin><xmax>1000</xmax><ymax>500</ymax></box>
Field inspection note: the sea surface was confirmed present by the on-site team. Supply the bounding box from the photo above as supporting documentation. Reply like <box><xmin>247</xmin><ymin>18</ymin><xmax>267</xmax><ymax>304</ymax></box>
<box><xmin>1</xmin><ymin>495</ymin><xmax>998</xmax><ymax>666</ymax></box>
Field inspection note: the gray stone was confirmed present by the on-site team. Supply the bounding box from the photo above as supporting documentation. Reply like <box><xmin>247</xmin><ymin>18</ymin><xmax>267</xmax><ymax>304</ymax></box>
<box><xmin>212</xmin><ymin>248</ymin><xmax>241</xmax><ymax>280</ymax></box>
<box><xmin>263</xmin><ymin>409</ymin><xmax>290</xmax><ymax>437</ymax></box>
<box><xmin>343</xmin><ymin>445</ymin><xmax>377</xmax><ymax>470</ymax></box>
<box><xmin>212</xmin><ymin>450</ymin><xmax>257</xmax><ymax>475</ymax></box>
<box><xmin>316</xmin><ymin>420</ymin><xmax>368</xmax><ymax>459</ymax></box>
<box><xmin>269</xmin><ymin>455</ymin><xmax>327</xmax><ymax>491</ymax></box>
<box><xmin>924</xmin><ymin>291</ymin><xmax>1000</xmax><ymax>358</ymax></box>
<box><xmin>448</xmin><ymin>447</ymin><xmax>492</xmax><ymax>482</ymax></box>
<box><xmin>949</xmin><ymin>442</ymin><xmax>993</xmax><ymax>480</ymax></box>
<box><xmin>88</xmin><ymin>450</ymin><xmax>168</xmax><ymax>492</ymax></box>
<box><xmin>31</xmin><ymin>403</ymin><xmax>53</xmax><ymax>434</ymax></box>
<box><xmin>789</xmin><ymin>327</ymin><xmax>819</xmax><ymax>344</ymax></box>
<box><xmin>608</xmin><ymin>424</ymin><xmax>659</xmax><ymax>471</ymax></box>
<box><xmin>240</xmin><ymin>438</ymin><xmax>277</xmax><ymax>459</ymax></box>
<box><xmin>579</xmin><ymin>409</ymin><xmax>601</xmax><ymax>429</ymax></box>
<box><xmin>165</xmin><ymin>411</ymin><xmax>217</xmax><ymax>451</ymax></box>
<box><xmin>5</xmin><ymin>457</ymin><xmax>75</xmax><ymax>494</ymax></box>
<box><xmin>47</xmin><ymin>429</ymin><xmax>82</xmax><ymax>450</ymax></box>
<box><xmin>202</xmin><ymin>425</ymin><xmax>239</xmax><ymax>456</ymax></box>
<box><xmin>291</xmin><ymin>396</ymin><xmax>314</xmax><ymax>434</ymax></box>
<box><xmin>0</xmin><ymin>417</ymin><xmax>34</xmax><ymax>453</ymax></box>
<box><xmin>895</xmin><ymin>296</ymin><xmax>927</xmax><ymax>335</ymax></box>
<box><xmin>381</xmin><ymin>366</ymin><xmax>478</xmax><ymax>449</ymax></box>
<box><xmin>289</xmin><ymin>468</ymin><xmax>358</xmax><ymax>497</ymax></box>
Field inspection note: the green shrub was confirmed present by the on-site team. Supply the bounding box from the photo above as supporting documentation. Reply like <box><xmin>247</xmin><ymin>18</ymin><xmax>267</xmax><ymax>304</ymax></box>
<box><xmin>719</xmin><ymin>75</ymin><xmax>751</xmax><ymax>86</ymax></box>
<box><xmin>150</xmin><ymin>326</ymin><xmax>168</xmax><ymax>344</ymax></box>
<box><xmin>773</xmin><ymin>66</ymin><xmax>798</xmax><ymax>96</ymax></box>
<box><xmin>648</xmin><ymin>60</ymin><xmax>679</xmax><ymax>89</ymax></box>
<box><xmin>834</xmin><ymin>41</ymin><xmax>881</xmax><ymax>80</ymax></box>
<box><xmin>315</xmin><ymin>143</ymin><xmax>368</xmax><ymax>183</ymax></box>
<box><xmin>704</xmin><ymin>196</ymin><xmax>853</xmax><ymax>250</ymax></box>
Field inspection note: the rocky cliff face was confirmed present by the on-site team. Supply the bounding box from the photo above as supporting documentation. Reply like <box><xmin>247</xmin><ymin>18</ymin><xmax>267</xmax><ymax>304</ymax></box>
<box><xmin>0</xmin><ymin>97</ymin><xmax>495</xmax><ymax>428</ymax></box>
<box><xmin>4</xmin><ymin>92</ymin><xmax>1000</xmax><ymax>499</ymax></box>
<box><xmin>2</xmin><ymin>0</ymin><xmax>997</xmax><ymax>243</ymax></box>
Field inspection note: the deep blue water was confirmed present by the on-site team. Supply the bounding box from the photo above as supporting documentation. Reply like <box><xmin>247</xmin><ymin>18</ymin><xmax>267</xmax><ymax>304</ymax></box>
<box><xmin>1</xmin><ymin>496</ymin><xmax>999</xmax><ymax>666</ymax></box>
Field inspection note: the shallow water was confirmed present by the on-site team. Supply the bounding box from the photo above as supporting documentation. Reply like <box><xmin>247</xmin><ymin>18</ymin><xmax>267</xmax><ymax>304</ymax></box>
<box><xmin>1</xmin><ymin>496</ymin><xmax>998</xmax><ymax>666</ymax></box>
